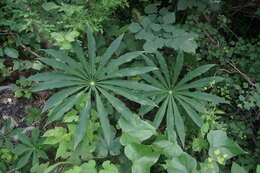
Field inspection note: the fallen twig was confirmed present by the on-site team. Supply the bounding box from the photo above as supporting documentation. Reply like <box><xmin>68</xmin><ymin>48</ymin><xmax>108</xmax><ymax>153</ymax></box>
<box><xmin>228</xmin><ymin>60</ymin><xmax>256</xmax><ymax>87</ymax></box>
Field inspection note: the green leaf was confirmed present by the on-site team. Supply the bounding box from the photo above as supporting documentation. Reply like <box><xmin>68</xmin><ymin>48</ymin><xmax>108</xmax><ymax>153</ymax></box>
<box><xmin>172</xmin><ymin>52</ymin><xmax>184</xmax><ymax>86</ymax></box>
<box><xmin>109</xmin><ymin>66</ymin><xmax>158</xmax><ymax>78</ymax></box>
<box><xmin>16</xmin><ymin>151</ymin><xmax>33</xmax><ymax>169</ymax></box>
<box><xmin>43</xmin><ymin>162</ymin><xmax>71</xmax><ymax>173</ymax></box>
<box><xmin>99</xmin><ymin>34</ymin><xmax>124</xmax><ymax>69</ymax></box>
<box><xmin>153</xmin><ymin>97</ymin><xmax>169</xmax><ymax>128</ymax></box>
<box><xmin>154</xmin><ymin>52</ymin><xmax>170</xmax><ymax>86</ymax></box>
<box><xmin>43</xmin><ymin>86</ymin><xmax>83</xmax><ymax>112</ymax></box>
<box><xmin>42</xmin><ymin>2</ymin><xmax>59</xmax><ymax>11</ymax></box>
<box><xmin>98</xmin><ymin>87</ymin><xmax>132</xmax><ymax>121</ymax></box>
<box><xmin>101</xmin><ymin>85</ymin><xmax>156</xmax><ymax>106</ymax></box>
<box><xmin>4</xmin><ymin>47</ymin><xmax>19</xmax><ymax>58</ymax></box>
<box><xmin>151</xmin><ymin>23</ymin><xmax>161</xmax><ymax>32</ymax></box>
<box><xmin>47</xmin><ymin>92</ymin><xmax>84</xmax><ymax>124</ymax></box>
<box><xmin>81</xmin><ymin>160</ymin><xmax>97</xmax><ymax>173</ymax></box>
<box><xmin>100</xmin><ymin>80</ymin><xmax>159</xmax><ymax>91</ymax></box>
<box><xmin>177</xmin><ymin>64</ymin><xmax>215</xmax><ymax>86</ymax></box>
<box><xmin>181</xmin><ymin>91</ymin><xmax>228</xmax><ymax>104</ymax></box>
<box><xmin>119</xmin><ymin>114</ymin><xmax>156</xmax><ymax>144</ymax></box>
<box><xmin>105</xmin><ymin>51</ymin><xmax>144</xmax><ymax>74</ymax></box>
<box><xmin>163</xmin><ymin>13</ymin><xmax>176</xmax><ymax>24</ymax></box>
<box><xmin>125</xmin><ymin>143</ymin><xmax>160</xmax><ymax>173</ymax></box>
<box><xmin>95</xmin><ymin>90</ymin><xmax>114</xmax><ymax>148</ymax></box>
<box><xmin>207</xmin><ymin>130</ymin><xmax>247</xmax><ymax>164</ymax></box>
<box><xmin>87</xmin><ymin>29</ymin><xmax>96</xmax><ymax>74</ymax></box>
<box><xmin>18</xmin><ymin>133</ymin><xmax>33</xmax><ymax>147</ymax></box>
<box><xmin>176</xmin><ymin>77</ymin><xmax>224</xmax><ymax>90</ymax></box>
<box><xmin>165</xmin><ymin>153</ymin><xmax>197</xmax><ymax>173</ymax></box>
<box><xmin>177</xmin><ymin>95</ymin><xmax>206</xmax><ymax>113</ymax></box>
<box><xmin>30</xmin><ymin>80</ymin><xmax>85</xmax><ymax>92</ymax></box>
<box><xmin>176</xmin><ymin>97</ymin><xmax>203</xmax><ymax>127</ymax></box>
<box><xmin>100</xmin><ymin>161</ymin><xmax>119</xmax><ymax>173</ymax></box>
<box><xmin>172</xmin><ymin>98</ymin><xmax>185</xmax><ymax>147</ymax></box>
<box><xmin>153</xmin><ymin>138</ymin><xmax>183</xmax><ymax>158</ymax></box>
<box><xmin>231</xmin><ymin>162</ymin><xmax>247</xmax><ymax>173</ymax></box>
<box><xmin>129</xmin><ymin>23</ymin><xmax>142</xmax><ymax>33</ymax></box>
<box><xmin>14</xmin><ymin>144</ymin><xmax>31</xmax><ymax>155</ymax></box>
<box><xmin>144</xmin><ymin>4</ymin><xmax>158</xmax><ymax>14</ymax></box>
<box><xmin>74</xmin><ymin>92</ymin><xmax>91</xmax><ymax>150</ymax></box>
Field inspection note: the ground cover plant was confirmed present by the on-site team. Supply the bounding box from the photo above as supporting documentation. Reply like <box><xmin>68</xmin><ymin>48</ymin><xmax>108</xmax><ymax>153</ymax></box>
<box><xmin>0</xmin><ymin>0</ymin><xmax>259</xmax><ymax>173</ymax></box>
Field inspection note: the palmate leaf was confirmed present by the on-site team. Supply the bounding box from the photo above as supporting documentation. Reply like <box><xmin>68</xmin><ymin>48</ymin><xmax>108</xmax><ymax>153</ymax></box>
<box><xmin>140</xmin><ymin>52</ymin><xmax>226</xmax><ymax>146</ymax></box>
<box><xmin>30</xmin><ymin>31</ymin><xmax>156</xmax><ymax>149</ymax></box>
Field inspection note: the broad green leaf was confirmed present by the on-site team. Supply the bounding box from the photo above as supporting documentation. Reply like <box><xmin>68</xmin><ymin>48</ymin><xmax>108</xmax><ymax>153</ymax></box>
<box><xmin>14</xmin><ymin>144</ymin><xmax>31</xmax><ymax>155</ymax></box>
<box><xmin>109</xmin><ymin>66</ymin><xmax>158</xmax><ymax>78</ymax></box>
<box><xmin>38</xmin><ymin>58</ymin><xmax>68</xmax><ymax>70</ymax></box>
<box><xmin>43</xmin><ymin>86</ymin><xmax>83</xmax><ymax>112</ymax></box>
<box><xmin>119</xmin><ymin>114</ymin><xmax>156</xmax><ymax>144</ymax></box>
<box><xmin>81</xmin><ymin>160</ymin><xmax>97</xmax><ymax>173</ymax></box>
<box><xmin>87</xmin><ymin>29</ymin><xmax>96</xmax><ymax>74</ymax></box>
<box><xmin>207</xmin><ymin>130</ymin><xmax>247</xmax><ymax>164</ymax></box>
<box><xmin>100</xmin><ymin>80</ymin><xmax>159</xmax><ymax>91</ymax></box>
<box><xmin>231</xmin><ymin>162</ymin><xmax>247</xmax><ymax>173</ymax></box>
<box><xmin>140</xmin><ymin>94</ymin><xmax>166</xmax><ymax>116</ymax></box>
<box><xmin>101</xmin><ymin>85</ymin><xmax>156</xmax><ymax>106</ymax></box>
<box><xmin>144</xmin><ymin>4</ymin><xmax>158</xmax><ymax>14</ymax></box>
<box><xmin>172</xmin><ymin>98</ymin><xmax>185</xmax><ymax>147</ymax></box>
<box><xmin>166</xmin><ymin>98</ymin><xmax>175</xmax><ymax>141</ymax></box>
<box><xmin>29</xmin><ymin>72</ymin><xmax>72</xmax><ymax>82</ymax></box>
<box><xmin>95</xmin><ymin>90</ymin><xmax>114</xmax><ymax>148</ymax></box>
<box><xmin>74</xmin><ymin>92</ymin><xmax>91</xmax><ymax>149</ymax></box>
<box><xmin>72</xmin><ymin>42</ymin><xmax>87</xmax><ymax>64</ymax></box>
<box><xmin>142</xmin><ymin>54</ymin><xmax>168</xmax><ymax>87</ymax></box>
<box><xmin>129</xmin><ymin>23</ymin><xmax>142</xmax><ymax>33</ymax></box>
<box><xmin>16</xmin><ymin>151</ymin><xmax>33</xmax><ymax>169</ymax></box>
<box><xmin>163</xmin><ymin>13</ymin><xmax>176</xmax><ymax>24</ymax></box>
<box><xmin>125</xmin><ymin>143</ymin><xmax>160</xmax><ymax>173</ymax></box>
<box><xmin>105</xmin><ymin>51</ymin><xmax>144</xmax><ymax>74</ymax></box>
<box><xmin>177</xmin><ymin>95</ymin><xmax>206</xmax><ymax>113</ymax></box>
<box><xmin>30</xmin><ymin>80</ymin><xmax>85</xmax><ymax>92</ymax></box>
<box><xmin>172</xmin><ymin>52</ymin><xmax>184</xmax><ymax>86</ymax></box>
<box><xmin>18</xmin><ymin>133</ymin><xmax>33</xmax><ymax>147</ymax></box>
<box><xmin>64</xmin><ymin>166</ymin><xmax>82</xmax><ymax>173</ymax></box>
<box><xmin>4</xmin><ymin>47</ymin><xmax>19</xmax><ymax>58</ymax></box>
<box><xmin>152</xmin><ymin>138</ymin><xmax>183</xmax><ymax>158</ymax></box>
<box><xmin>42</xmin><ymin>2</ymin><xmax>59</xmax><ymax>11</ymax></box>
<box><xmin>165</xmin><ymin>153</ymin><xmax>197</xmax><ymax>173</ymax></box>
<box><xmin>43</xmin><ymin>162</ymin><xmax>71</xmax><ymax>173</ymax></box>
<box><xmin>47</xmin><ymin>92</ymin><xmax>84</xmax><ymax>124</ymax></box>
<box><xmin>100</xmin><ymin>161</ymin><xmax>119</xmax><ymax>173</ymax></box>
<box><xmin>181</xmin><ymin>91</ymin><xmax>228</xmax><ymax>104</ymax></box>
<box><xmin>31</xmin><ymin>128</ymin><xmax>40</xmax><ymax>145</ymax></box>
<box><xmin>176</xmin><ymin>77</ymin><xmax>224</xmax><ymax>90</ymax></box>
<box><xmin>176</xmin><ymin>97</ymin><xmax>203</xmax><ymax>127</ymax></box>
<box><xmin>166</xmin><ymin>31</ymin><xmax>198</xmax><ymax>53</ymax></box>
<box><xmin>155</xmin><ymin>52</ymin><xmax>171</xmax><ymax>86</ymax></box>
<box><xmin>43</xmin><ymin>49</ymin><xmax>87</xmax><ymax>77</ymax></box>
<box><xmin>98</xmin><ymin>87</ymin><xmax>132</xmax><ymax>121</ymax></box>
<box><xmin>153</xmin><ymin>97</ymin><xmax>169</xmax><ymax>128</ymax></box>
<box><xmin>99</xmin><ymin>34</ymin><xmax>124</xmax><ymax>69</ymax></box>
<box><xmin>141</xmin><ymin>74</ymin><xmax>165</xmax><ymax>89</ymax></box>
<box><xmin>177</xmin><ymin>64</ymin><xmax>215</xmax><ymax>86</ymax></box>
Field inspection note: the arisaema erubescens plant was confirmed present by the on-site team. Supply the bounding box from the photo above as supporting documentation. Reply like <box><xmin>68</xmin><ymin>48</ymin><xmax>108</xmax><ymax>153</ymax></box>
<box><xmin>139</xmin><ymin>52</ymin><xmax>227</xmax><ymax>146</ymax></box>
<box><xmin>29</xmin><ymin>30</ymin><xmax>158</xmax><ymax>150</ymax></box>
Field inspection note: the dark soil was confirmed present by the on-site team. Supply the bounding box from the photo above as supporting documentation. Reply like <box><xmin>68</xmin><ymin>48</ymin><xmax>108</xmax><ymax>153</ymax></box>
<box><xmin>0</xmin><ymin>88</ymin><xmax>42</xmax><ymax>129</ymax></box>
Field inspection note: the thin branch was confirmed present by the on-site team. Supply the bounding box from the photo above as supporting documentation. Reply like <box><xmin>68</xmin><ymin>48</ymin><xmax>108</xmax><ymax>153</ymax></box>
<box><xmin>4</xmin><ymin>30</ymin><xmax>41</xmax><ymax>58</ymax></box>
<box><xmin>228</xmin><ymin>60</ymin><xmax>256</xmax><ymax>87</ymax></box>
